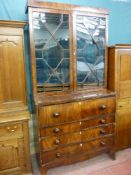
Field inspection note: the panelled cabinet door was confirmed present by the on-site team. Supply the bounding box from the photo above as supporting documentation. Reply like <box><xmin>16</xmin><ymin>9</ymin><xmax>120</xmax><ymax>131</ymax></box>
<box><xmin>116</xmin><ymin>109</ymin><xmax>131</xmax><ymax>149</ymax></box>
<box><xmin>0</xmin><ymin>35</ymin><xmax>27</xmax><ymax>110</ymax></box>
<box><xmin>0</xmin><ymin>138</ymin><xmax>25</xmax><ymax>173</ymax></box>
<box><xmin>117</xmin><ymin>50</ymin><xmax>131</xmax><ymax>98</ymax></box>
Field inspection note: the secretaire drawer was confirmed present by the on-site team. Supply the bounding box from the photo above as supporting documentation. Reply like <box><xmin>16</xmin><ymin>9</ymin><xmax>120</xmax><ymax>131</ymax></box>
<box><xmin>0</xmin><ymin>123</ymin><xmax>22</xmax><ymax>138</ymax></box>
<box><xmin>38</xmin><ymin>102</ymin><xmax>81</xmax><ymax>127</ymax></box>
<box><xmin>81</xmin><ymin>97</ymin><xmax>115</xmax><ymax>118</ymax></box>
<box><xmin>40</xmin><ymin>114</ymin><xmax>115</xmax><ymax>137</ymax></box>
<box><xmin>41</xmin><ymin>136</ymin><xmax>114</xmax><ymax>164</ymax></box>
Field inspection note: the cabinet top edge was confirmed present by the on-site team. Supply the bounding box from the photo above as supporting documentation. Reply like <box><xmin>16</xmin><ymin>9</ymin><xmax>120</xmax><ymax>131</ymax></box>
<box><xmin>0</xmin><ymin>110</ymin><xmax>30</xmax><ymax>123</ymax></box>
<box><xmin>34</xmin><ymin>90</ymin><xmax>115</xmax><ymax>106</ymax></box>
<box><xmin>0</xmin><ymin>20</ymin><xmax>27</xmax><ymax>28</ymax></box>
<box><xmin>109</xmin><ymin>44</ymin><xmax>131</xmax><ymax>49</ymax></box>
<box><xmin>27</xmin><ymin>0</ymin><xmax>109</xmax><ymax>15</ymax></box>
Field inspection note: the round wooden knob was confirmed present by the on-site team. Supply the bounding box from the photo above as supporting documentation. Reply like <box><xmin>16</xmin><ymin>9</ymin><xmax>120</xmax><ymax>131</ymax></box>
<box><xmin>53</xmin><ymin>128</ymin><xmax>60</xmax><ymax>133</ymax></box>
<box><xmin>56</xmin><ymin>152</ymin><xmax>61</xmax><ymax>158</ymax></box>
<box><xmin>99</xmin><ymin>105</ymin><xmax>106</xmax><ymax>110</ymax></box>
<box><xmin>100</xmin><ymin>119</ymin><xmax>106</xmax><ymax>124</ymax></box>
<box><xmin>100</xmin><ymin>130</ymin><xmax>107</xmax><ymax>135</ymax></box>
<box><xmin>100</xmin><ymin>141</ymin><xmax>106</xmax><ymax>146</ymax></box>
<box><xmin>53</xmin><ymin>112</ymin><xmax>60</xmax><ymax>118</ymax></box>
<box><xmin>55</xmin><ymin>139</ymin><xmax>60</xmax><ymax>145</ymax></box>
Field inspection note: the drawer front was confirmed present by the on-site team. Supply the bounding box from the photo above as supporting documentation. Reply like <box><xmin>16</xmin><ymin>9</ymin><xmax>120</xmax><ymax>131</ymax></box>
<box><xmin>81</xmin><ymin>124</ymin><xmax>114</xmax><ymax>141</ymax></box>
<box><xmin>0</xmin><ymin>123</ymin><xmax>22</xmax><ymax>138</ymax></box>
<box><xmin>40</xmin><ymin>114</ymin><xmax>115</xmax><ymax>137</ymax></box>
<box><xmin>38</xmin><ymin>102</ymin><xmax>81</xmax><ymax>127</ymax></box>
<box><xmin>41</xmin><ymin>136</ymin><xmax>114</xmax><ymax>164</ymax></box>
<box><xmin>40</xmin><ymin>131</ymin><xmax>81</xmax><ymax>151</ymax></box>
<box><xmin>40</xmin><ymin>122</ymin><xmax>81</xmax><ymax>137</ymax></box>
<box><xmin>81</xmin><ymin>114</ymin><xmax>115</xmax><ymax>129</ymax></box>
<box><xmin>40</xmin><ymin>124</ymin><xmax>114</xmax><ymax>150</ymax></box>
<box><xmin>117</xmin><ymin>99</ymin><xmax>131</xmax><ymax>110</ymax></box>
<box><xmin>81</xmin><ymin>97</ymin><xmax>115</xmax><ymax>118</ymax></box>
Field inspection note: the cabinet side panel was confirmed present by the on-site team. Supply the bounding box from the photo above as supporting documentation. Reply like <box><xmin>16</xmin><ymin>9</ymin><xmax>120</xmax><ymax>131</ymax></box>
<box><xmin>107</xmin><ymin>48</ymin><xmax>116</xmax><ymax>91</ymax></box>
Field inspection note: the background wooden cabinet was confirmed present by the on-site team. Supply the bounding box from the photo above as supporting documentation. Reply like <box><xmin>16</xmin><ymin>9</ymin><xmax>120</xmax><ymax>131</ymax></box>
<box><xmin>0</xmin><ymin>21</ymin><xmax>31</xmax><ymax>174</ymax></box>
<box><xmin>108</xmin><ymin>45</ymin><xmax>131</xmax><ymax>150</ymax></box>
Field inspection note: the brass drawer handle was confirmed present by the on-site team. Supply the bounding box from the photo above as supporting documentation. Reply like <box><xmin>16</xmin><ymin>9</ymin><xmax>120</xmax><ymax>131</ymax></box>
<box><xmin>55</xmin><ymin>139</ymin><xmax>60</xmax><ymax>145</ymax></box>
<box><xmin>100</xmin><ymin>130</ymin><xmax>107</xmax><ymax>135</ymax></box>
<box><xmin>10</xmin><ymin>129</ymin><xmax>15</xmax><ymax>132</ymax></box>
<box><xmin>53</xmin><ymin>112</ymin><xmax>60</xmax><ymax>118</ymax></box>
<box><xmin>56</xmin><ymin>152</ymin><xmax>61</xmax><ymax>158</ymax></box>
<box><xmin>6</xmin><ymin>127</ymin><xmax>15</xmax><ymax>132</ymax></box>
<box><xmin>53</xmin><ymin>128</ymin><xmax>60</xmax><ymax>133</ymax></box>
<box><xmin>100</xmin><ymin>141</ymin><xmax>106</xmax><ymax>146</ymax></box>
<box><xmin>99</xmin><ymin>119</ymin><xmax>106</xmax><ymax>124</ymax></box>
<box><xmin>6</xmin><ymin>125</ymin><xmax>18</xmax><ymax>132</ymax></box>
<box><xmin>13</xmin><ymin>125</ymin><xmax>18</xmax><ymax>129</ymax></box>
<box><xmin>99</xmin><ymin>105</ymin><xmax>106</xmax><ymax>110</ymax></box>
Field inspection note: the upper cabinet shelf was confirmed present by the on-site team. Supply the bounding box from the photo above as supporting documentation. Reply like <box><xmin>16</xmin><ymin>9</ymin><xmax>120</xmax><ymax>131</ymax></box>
<box><xmin>28</xmin><ymin>0</ymin><xmax>108</xmax><ymax>96</ymax></box>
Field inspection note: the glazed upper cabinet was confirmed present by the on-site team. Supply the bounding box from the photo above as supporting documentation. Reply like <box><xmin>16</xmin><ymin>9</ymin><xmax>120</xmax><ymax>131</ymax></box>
<box><xmin>0</xmin><ymin>22</ymin><xmax>27</xmax><ymax>111</ymax></box>
<box><xmin>28</xmin><ymin>0</ymin><xmax>108</xmax><ymax>94</ymax></box>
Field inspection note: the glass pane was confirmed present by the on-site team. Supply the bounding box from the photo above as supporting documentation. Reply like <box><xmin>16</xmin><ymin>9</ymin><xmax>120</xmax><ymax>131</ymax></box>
<box><xmin>32</xmin><ymin>12</ymin><xmax>70</xmax><ymax>92</ymax></box>
<box><xmin>76</xmin><ymin>15</ymin><xmax>106</xmax><ymax>88</ymax></box>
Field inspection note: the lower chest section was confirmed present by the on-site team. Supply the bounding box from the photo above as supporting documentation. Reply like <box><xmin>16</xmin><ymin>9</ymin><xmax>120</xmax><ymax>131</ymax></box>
<box><xmin>37</xmin><ymin>96</ymin><xmax>115</xmax><ymax>167</ymax></box>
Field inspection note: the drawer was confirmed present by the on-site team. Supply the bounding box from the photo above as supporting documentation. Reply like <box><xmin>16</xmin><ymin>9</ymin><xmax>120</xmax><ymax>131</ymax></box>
<box><xmin>40</xmin><ymin>131</ymin><xmax>81</xmax><ymax>151</ymax></box>
<box><xmin>81</xmin><ymin>97</ymin><xmax>115</xmax><ymax>118</ymax></box>
<box><xmin>82</xmin><ymin>124</ymin><xmax>114</xmax><ymax>141</ymax></box>
<box><xmin>38</xmin><ymin>102</ymin><xmax>81</xmax><ymax>127</ymax></box>
<box><xmin>40</xmin><ymin>124</ymin><xmax>114</xmax><ymax>150</ymax></box>
<box><xmin>40</xmin><ymin>121</ymin><xmax>81</xmax><ymax>137</ymax></box>
<box><xmin>117</xmin><ymin>99</ymin><xmax>131</xmax><ymax>110</ymax></box>
<box><xmin>0</xmin><ymin>123</ymin><xmax>23</xmax><ymax>138</ymax></box>
<box><xmin>82</xmin><ymin>114</ymin><xmax>115</xmax><ymax>129</ymax></box>
<box><xmin>41</xmin><ymin>136</ymin><xmax>114</xmax><ymax>164</ymax></box>
<box><xmin>40</xmin><ymin>114</ymin><xmax>115</xmax><ymax>137</ymax></box>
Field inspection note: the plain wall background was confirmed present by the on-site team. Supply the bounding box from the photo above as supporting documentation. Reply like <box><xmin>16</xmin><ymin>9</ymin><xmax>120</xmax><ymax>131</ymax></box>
<box><xmin>1</xmin><ymin>0</ymin><xmax>131</xmax><ymax>44</ymax></box>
